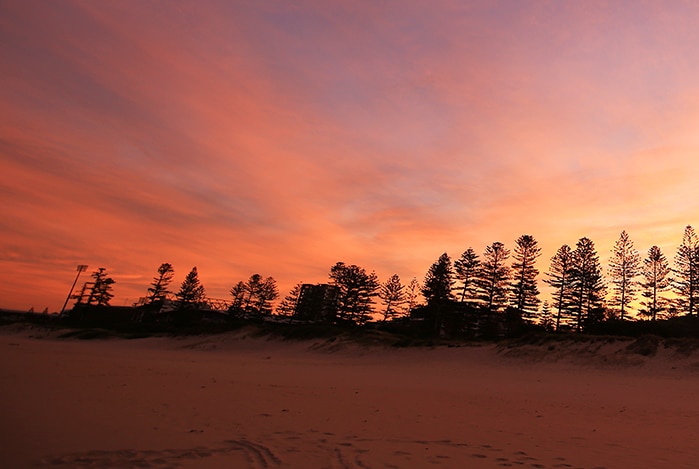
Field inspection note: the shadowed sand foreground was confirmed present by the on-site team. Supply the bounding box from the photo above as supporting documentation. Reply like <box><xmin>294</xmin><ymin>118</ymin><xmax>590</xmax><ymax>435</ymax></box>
<box><xmin>2</xmin><ymin>327</ymin><xmax>699</xmax><ymax>468</ymax></box>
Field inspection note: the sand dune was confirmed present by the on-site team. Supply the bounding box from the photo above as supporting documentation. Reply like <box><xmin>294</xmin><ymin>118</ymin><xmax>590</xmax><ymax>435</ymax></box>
<box><xmin>2</xmin><ymin>327</ymin><xmax>699</xmax><ymax>468</ymax></box>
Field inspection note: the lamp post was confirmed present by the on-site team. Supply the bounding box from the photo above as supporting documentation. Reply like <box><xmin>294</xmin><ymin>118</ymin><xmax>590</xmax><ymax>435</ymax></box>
<box><xmin>60</xmin><ymin>265</ymin><xmax>88</xmax><ymax>314</ymax></box>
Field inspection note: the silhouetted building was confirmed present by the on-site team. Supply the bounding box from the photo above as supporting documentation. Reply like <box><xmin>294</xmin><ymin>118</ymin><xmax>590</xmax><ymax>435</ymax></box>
<box><xmin>295</xmin><ymin>284</ymin><xmax>339</xmax><ymax>323</ymax></box>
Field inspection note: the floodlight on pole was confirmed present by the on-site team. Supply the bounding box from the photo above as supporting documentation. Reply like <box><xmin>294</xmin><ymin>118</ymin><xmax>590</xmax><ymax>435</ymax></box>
<box><xmin>60</xmin><ymin>264</ymin><xmax>88</xmax><ymax>314</ymax></box>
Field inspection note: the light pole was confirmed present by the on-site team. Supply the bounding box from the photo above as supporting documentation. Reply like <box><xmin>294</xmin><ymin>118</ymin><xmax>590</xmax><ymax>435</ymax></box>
<box><xmin>60</xmin><ymin>265</ymin><xmax>88</xmax><ymax>314</ymax></box>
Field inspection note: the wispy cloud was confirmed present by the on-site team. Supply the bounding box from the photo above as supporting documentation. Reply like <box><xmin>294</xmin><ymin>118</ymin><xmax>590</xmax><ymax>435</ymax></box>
<box><xmin>1</xmin><ymin>0</ymin><xmax>698</xmax><ymax>310</ymax></box>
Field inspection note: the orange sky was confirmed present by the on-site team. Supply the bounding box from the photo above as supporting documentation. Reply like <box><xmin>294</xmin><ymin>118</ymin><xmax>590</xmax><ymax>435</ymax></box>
<box><xmin>1</xmin><ymin>1</ymin><xmax>698</xmax><ymax>313</ymax></box>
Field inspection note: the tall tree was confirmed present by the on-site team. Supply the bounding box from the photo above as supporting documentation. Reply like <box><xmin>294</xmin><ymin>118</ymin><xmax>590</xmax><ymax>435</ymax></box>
<box><xmin>145</xmin><ymin>263</ymin><xmax>174</xmax><ymax>306</ymax></box>
<box><xmin>329</xmin><ymin>262</ymin><xmax>379</xmax><ymax>325</ymax></box>
<box><xmin>476</xmin><ymin>242</ymin><xmax>511</xmax><ymax>312</ymax></box>
<box><xmin>608</xmin><ymin>231</ymin><xmax>641</xmax><ymax>320</ymax></box>
<box><xmin>674</xmin><ymin>225</ymin><xmax>699</xmax><ymax>316</ymax></box>
<box><xmin>244</xmin><ymin>274</ymin><xmax>279</xmax><ymax>314</ymax></box>
<box><xmin>229</xmin><ymin>274</ymin><xmax>279</xmax><ymax>316</ymax></box>
<box><xmin>640</xmin><ymin>246</ymin><xmax>671</xmax><ymax>321</ymax></box>
<box><xmin>544</xmin><ymin>244</ymin><xmax>574</xmax><ymax>331</ymax></box>
<box><xmin>229</xmin><ymin>281</ymin><xmax>246</xmax><ymax>313</ymax></box>
<box><xmin>569</xmin><ymin>238</ymin><xmax>606</xmax><ymax>331</ymax></box>
<box><xmin>86</xmin><ymin>267</ymin><xmax>115</xmax><ymax>306</ymax></box>
<box><xmin>378</xmin><ymin>274</ymin><xmax>405</xmax><ymax>321</ymax></box>
<box><xmin>176</xmin><ymin>267</ymin><xmax>206</xmax><ymax>310</ymax></box>
<box><xmin>404</xmin><ymin>277</ymin><xmax>422</xmax><ymax>316</ymax></box>
<box><xmin>539</xmin><ymin>301</ymin><xmax>554</xmax><ymax>332</ymax></box>
<box><xmin>510</xmin><ymin>234</ymin><xmax>541</xmax><ymax>320</ymax></box>
<box><xmin>276</xmin><ymin>282</ymin><xmax>302</xmax><ymax>319</ymax></box>
<box><xmin>422</xmin><ymin>253</ymin><xmax>455</xmax><ymax>305</ymax></box>
<box><xmin>454</xmin><ymin>247</ymin><xmax>481</xmax><ymax>303</ymax></box>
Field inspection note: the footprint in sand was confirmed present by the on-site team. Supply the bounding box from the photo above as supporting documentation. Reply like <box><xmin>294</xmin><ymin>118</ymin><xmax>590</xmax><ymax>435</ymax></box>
<box><xmin>37</xmin><ymin>440</ymin><xmax>282</xmax><ymax>469</ymax></box>
<box><xmin>44</xmin><ymin>432</ymin><xmax>598</xmax><ymax>469</ymax></box>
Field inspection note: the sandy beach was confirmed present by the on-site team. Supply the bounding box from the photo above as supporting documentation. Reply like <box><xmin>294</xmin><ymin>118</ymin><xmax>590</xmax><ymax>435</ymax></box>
<box><xmin>2</xmin><ymin>327</ymin><xmax>699</xmax><ymax>469</ymax></box>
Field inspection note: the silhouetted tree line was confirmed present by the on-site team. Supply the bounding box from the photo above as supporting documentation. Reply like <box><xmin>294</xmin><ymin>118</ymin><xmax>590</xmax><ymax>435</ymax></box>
<box><xmin>63</xmin><ymin>225</ymin><xmax>699</xmax><ymax>339</ymax></box>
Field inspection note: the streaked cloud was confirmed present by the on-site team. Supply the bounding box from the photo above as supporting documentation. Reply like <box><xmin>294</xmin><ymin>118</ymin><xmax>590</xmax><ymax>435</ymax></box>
<box><xmin>1</xmin><ymin>1</ymin><xmax>698</xmax><ymax>311</ymax></box>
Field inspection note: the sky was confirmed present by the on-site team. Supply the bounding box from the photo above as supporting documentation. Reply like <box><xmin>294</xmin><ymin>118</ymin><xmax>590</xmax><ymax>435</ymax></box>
<box><xmin>1</xmin><ymin>0</ymin><xmax>698</xmax><ymax>313</ymax></box>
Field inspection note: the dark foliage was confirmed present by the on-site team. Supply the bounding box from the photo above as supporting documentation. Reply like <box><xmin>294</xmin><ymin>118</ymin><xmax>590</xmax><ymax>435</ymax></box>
<box><xmin>674</xmin><ymin>225</ymin><xmax>699</xmax><ymax>316</ymax></box>
<box><xmin>454</xmin><ymin>248</ymin><xmax>480</xmax><ymax>303</ymax></box>
<box><xmin>476</xmin><ymin>242</ymin><xmax>511</xmax><ymax>312</ymax></box>
<box><xmin>510</xmin><ymin>235</ymin><xmax>541</xmax><ymax>320</ymax></box>
<box><xmin>569</xmin><ymin>238</ymin><xmax>606</xmax><ymax>332</ymax></box>
<box><xmin>31</xmin><ymin>223</ymin><xmax>699</xmax><ymax>344</ymax></box>
<box><xmin>329</xmin><ymin>262</ymin><xmax>379</xmax><ymax>325</ymax></box>
<box><xmin>175</xmin><ymin>267</ymin><xmax>206</xmax><ymax>311</ymax></box>
<box><xmin>145</xmin><ymin>263</ymin><xmax>175</xmax><ymax>307</ymax></box>
<box><xmin>608</xmin><ymin>231</ymin><xmax>641</xmax><ymax>320</ymax></box>
<box><xmin>229</xmin><ymin>274</ymin><xmax>279</xmax><ymax>318</ymax></box>
<box><xmin>544</xmin><ymin>244</ymin><xmax>574</xmax><ymax>331</ymax></box>
<box><xmin>640</xmin><ymin>246</ymin><xmax>671</xmax><ymax>321</ymax></box>
<box><xmin>422</xmin><ymin>253</ymin><xmax>455</xmax><ymax>305</ymax></box>
<box><xmin>378</xmin><ymin>274</ymin><xmax>405</xmax><ymax>321</ymax></box>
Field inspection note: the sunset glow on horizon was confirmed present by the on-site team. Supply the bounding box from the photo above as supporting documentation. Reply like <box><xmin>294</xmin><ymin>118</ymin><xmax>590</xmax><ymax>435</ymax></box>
<box><xmin>1</xmin><ymin>1</ymin><xmax>698</xmax><ymax>313</ymax></box>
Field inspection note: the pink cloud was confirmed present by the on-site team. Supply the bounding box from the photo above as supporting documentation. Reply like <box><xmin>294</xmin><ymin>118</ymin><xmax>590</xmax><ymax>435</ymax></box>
<box><xmin>1</xmin><ymin>1</ymin><xmax>699</xmax><ymax>311</ymax></box>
